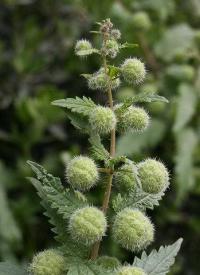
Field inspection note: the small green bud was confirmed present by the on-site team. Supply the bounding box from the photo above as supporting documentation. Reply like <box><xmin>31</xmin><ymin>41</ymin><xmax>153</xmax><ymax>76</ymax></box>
<box><xmin>66</xmin><ymin>156</ymin><xmax>98</xmax><ymax>191</ymax></box>
<box><xmin>111</xmin><ymin>29</ymin><xmax>121</xmax><ymax>40</ymax></box>
<box><xmin>29</xmin><ymin>249</ymin><xmax>65</xmax><ymax>275</ymax></box>
<box><xmin>138</xmin><ymin>158</ymin><xmax>169</xmax><ymax>194</ymax></box>
<box><xmin>166</xmin><ymin>64</ymin><xmax>195</xmax><ymax>82</ymax></box>
<box><xmin>120</xmin><ymin>58</ymin><xmax>146</xmax><ymax>85</ymax></box>
<box><xmin>89</xmin><ymin>106</ymin><xmax>116</xmax><ymax>135</ymax></box>
<box><xmin>69</xmin><ymin>206</ymin><xmax>107</xmax><ymax>246</ymax></box>
<box><xmin>96</xmin><ymin>256</ymin><xmax>121</xmax><ymax>270</ymax></box>
<box><xmin>75</xmin><ymin>39</ymin><xmax>93</xmax><ymax>56</ymax></box>
<box><xmin>104</xmin><ymin>39</ymin><xmax>119</xmax><ymax>58</ymax></box>
<box><xmin>115</xmin><ymin>105</ymin><xmax>149</xmax><ymax>132</ymax></box>
<box><xmin>113</xmin><ymin>208</ymin><xmax>154</xmax><ymax>252</ymax></box>
<box><xmin>115</xmin><ymin>163</ymin><xmax>137</xmax><ymax>191</ymax></box>
<box><xmin>88</xmin><ymin>68</ymin><xmax>120</xmax><ymax>91</ymax></box>
<box><xmin>117</xmin><ymin>266</ymin><xmax>147</xmax><ymax>275</ymax></box>
<box><xmin>131</xmin><ymin>11</ymin><xmax>151</xmax><ymax>31</ymax></box>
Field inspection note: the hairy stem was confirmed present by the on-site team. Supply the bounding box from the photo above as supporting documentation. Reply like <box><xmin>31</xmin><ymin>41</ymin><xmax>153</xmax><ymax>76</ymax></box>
<box><xmin>90</xmin><ymin>36</ymin><xmax>116</xmax><ymax>260</ymax></box>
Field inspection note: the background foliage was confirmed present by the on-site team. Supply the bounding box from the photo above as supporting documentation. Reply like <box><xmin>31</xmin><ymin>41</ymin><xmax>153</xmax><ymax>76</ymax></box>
<box><xmin>0</xmin><ymin>0</ymin><xmax>199</xmax><ymax>274</ymax></box>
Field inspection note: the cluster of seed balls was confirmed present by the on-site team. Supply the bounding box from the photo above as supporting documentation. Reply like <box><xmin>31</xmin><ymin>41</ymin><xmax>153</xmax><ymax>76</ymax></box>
<box><xmin>64</xmin><ymin>155</ymin><xmax>169</xmax><ymax>255</ymax></box>
<box><xmin>75</xmin><ymin>39</ymin><xmax>149</xmax><ymax>136</ymax></box>
<box><xmin>29</xmin><ymin>249</ymin><xmax>147</xmax><ymax>275</ymax></box>
<box><xmin>29</xmin><ymin>27</ymin><xmax>169</xmax><ymax>274</ymax></box>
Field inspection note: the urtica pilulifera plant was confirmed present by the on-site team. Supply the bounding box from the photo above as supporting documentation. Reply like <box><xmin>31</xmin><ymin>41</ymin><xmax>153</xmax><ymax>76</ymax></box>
<box><xmin>25</xmin><ymin>19</ymin><xmax>182</xmax><ymax>274</ymax></box>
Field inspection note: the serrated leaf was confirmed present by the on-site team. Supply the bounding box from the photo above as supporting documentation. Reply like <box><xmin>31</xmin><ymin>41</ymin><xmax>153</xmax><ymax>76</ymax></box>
<box><xmin>27</xmin><ymin>161</ymin><xmax>88</xmax><ymax>258</ymax></box>
<box><xmin>52</xmin><ymin>96</ymin><xmax>96</xmax><ymax>116</ymax></box>
<box><xmin>65</xmin><ymin>109</ymin><xmax>90</xmax><ymax>132</ymax></box>
<box><xmin>89</xmin><ymin>134</ymin><xmax>109</xmax><ymax>161</ymax></box>
<box><xmin>133</xmin><ymin>238</ymin><xmax>183</xmax><ymax>275</ymax></box>
<box><xmin>119</xmin><ymin>92</ymin><xmax>168</xmax><ymax>112</ymax></box>
<box><xmin>0</xmin><ymin>262</ymin><xmax>27</xmax><ymax>275</ymax></box>
<box><xmin>175</xmin><ymin>128</ymin><xmax>197</xmax><ymax>203</ymax></box>
<box><xmin>112</xmin><ymin>188</ymin><xmax>164</xmax><ymax>212</ymax></box>
<box><xmin>173</xmin><ymin>84</ymin><xmax>197</xmax><ymax>132</ymax></box>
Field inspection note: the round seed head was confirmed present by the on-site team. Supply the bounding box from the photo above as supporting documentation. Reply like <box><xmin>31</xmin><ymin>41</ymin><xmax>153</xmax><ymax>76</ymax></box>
<box><xmin>104</xmin><ymin>39</ymin><xmax>119</xmax><ymax>58</ymax></box>
<box><xmin>75</xmin><ymin>39</ymin><xmax>93</xmax><ymax>57</ymax></box>
<box><xmin>88</xmin><ymin>68</ymin><xmax>120</xmax><ymax>91</ymax></box>
<box><xmin>111</xmin><ymin>29</ymin><xmax>121</xmax><ymax>40</ymax></box>
<box><xmin>120</xmin><ymin>58</ymin><xmax>146</xmax><ymax>85</ymax></box>
<box><xmin>138</xmin><ymin>158</ymin><xmax>169</xmax><ymax>194</ymax></box>
<box><xmin>69</xmin><ymin>206</ymin><xmax>107</xmax><ymax>246</ymax></box>
<box><xmin>115</xmin><ymin>105</ymin><xmax>149</xmax><ymax>132</ymax></box>
<box><xmin>89</xmin><ymin>106</ymin><xmax>116</xmax><ymax>135</ymax></box>
<box><xmin>96</xmin><ymin>256</ymin><xmax>121</xmax><ymax>270</ymax></box>
<box><xmin>115</xmin><ymin>163</ymin><xmax>137</xmax><ymax>191</ymax></box>
<box><xmin>112</xmin><ymin>208</ymin><xmax>154</xmax><ymax>252</ymax></box>
<box><xmin>29</xmin><ymin>249</ymin><xmax>65</xmax><ymax>275</ymax></box>
<box><xmin>66</xmin><ymin>156</ymin><xmax>98</xmax><ymax>191</ymax></box>
<box><xmin>117</xmin><ymin>266</ymin><xmax>147</xmax><ymax>275</ymax></box>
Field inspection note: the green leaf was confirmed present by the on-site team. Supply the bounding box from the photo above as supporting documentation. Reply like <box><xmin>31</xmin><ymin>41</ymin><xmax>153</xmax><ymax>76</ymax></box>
<box><xmin>76</xmin><ymin>48</ymin><xmax>100</xmax><ymax>56</ymax></box>
<box><xmin>117</xmin><ymin>119</ymin><xmax>166</xmax><ymax>157</ymax></box>
<box><xmin>65</xmin><ymin>109</ymin><xmax>90</xmax><ymax>132</ymax></box>
<box><xmin>120</xmin><ymin>42</ymin><xmax>138</xmax><ymax>49</ymax></box>
<box><xmin>0</xmin><ymin>184</ymin><xmax>21</xmax><ymax>244</ymax></box>
<box><xmin>66</xmin><ymin>259</ymin><xmax>115</xmax><ymax>275</ymax></box>
<box><xmin>107</xmin><ymin>65</ymin><xmax>120</xmax><ymax>78</ymax></box>
<box><xmin>112</xmin><ymin>188</ymin><xmax>165</xmax><ymax>213</ymax></box>
<box><xmin>173</xmin><ymin>84</ymin><xmax>197</xmax><ymax>132</ymax></box>
<box><xmin>155</xmin><ymin>24</ymin><xmax>196</xmax><ymax>62</ymax></box>
<box><xmin>0</xmin><ymin>262</ymin><xmax>27</xmax><ymax>275</ymax></box>
<box><xmin>119</xmin><ymin>92</ymin><xmax>168</xmax><ymax>113</ymax></box>
<box><xmin>27</xmin><ymin>161</ymin><xmax>88</xmax><ymax>258</ymax></box>
<box><xmin>52</xmin><ymin>96</ymin><xmax>96</xmax><ymax>116</ymax></box>
<box><xmin>175</xmin><ymin>128</ymin><xmax>198</xmax><ymax>203</ymax></box>
<box><xmin>89</xmin><ymin>134</ymin><xmax>110</xmax><ymax>161</ymax></box>
<box><xmin>133</xmin><ymin>238</ymin><xmax>183</xmax><ymax>275</ymax></box>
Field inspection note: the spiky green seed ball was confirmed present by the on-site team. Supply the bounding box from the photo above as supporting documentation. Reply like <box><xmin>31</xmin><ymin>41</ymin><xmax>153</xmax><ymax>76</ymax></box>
<box><xmin>131</xmin><ymin>12</ymin><xmax>151</xmax><ymax>31</ymax></box>
<box><xmin>69</xmin><ymin>207</ymin><xmax>107</xmax><ymax>246</ymax></box>
<box><xmin>96</xmin><ymin>256</ymin><xmax>121</xmax><ymax>270</ymax></box>
<box><xmin>89</xmin><ymin>106</ymin><xmax>116</xmax><ymax>135</ymax></box>
<box><xmin>115</xmin><ymin>105</ymin><xmax>149</xmax><ymax>132</ymax></box>
<box><xmin>117</xmin><ymin>266</ymin><xmax>147</xmax><ymax>275</ymax></box>
<box><xmin>88</xmin><ymin>68</ymin><xmax>120</xmax><ymax>91</ymax></box>
<box><xmin>105</xmin><ymin>39</ymin><xmax>119</xmax><ymax>58</ymax></box>
<box><xmin>138</xmin><ymin>159</ymin><xmax>169</xmax><ymax>194</ymax></box>
<box><xmin>66</xmin><ymin>156</ymin><xmax>98</xmax><ymax>191</ymax></box>
<box><xmin>120</xmin><ymin>58</ymin><xmax>146</xmax><ymax>85</ymax></box>
<box><xmin>29</xmin><ymin>249</ymin><xmax>65</xmax><ymax>275</ymax></box>
<box><xmin>115</xmin><ymin>163</ymin><xmax>137</xmax><ymax>191</ymax></box>
<box><xmin>113</xmin><ymin>208</ymin><xmax>154</xmax><ymax>252</ymax></box>
<box><xmin>75</xmin><ymin>39</ymin><xmax>93</xmax><ymax>56</ymax></box>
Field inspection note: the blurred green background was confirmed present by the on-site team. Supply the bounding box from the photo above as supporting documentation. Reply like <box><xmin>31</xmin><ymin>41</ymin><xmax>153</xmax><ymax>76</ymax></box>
<box><xmin>0</xmin><ymin>0</ymin><xmax>199</xmax><ymax>274</ymax></box>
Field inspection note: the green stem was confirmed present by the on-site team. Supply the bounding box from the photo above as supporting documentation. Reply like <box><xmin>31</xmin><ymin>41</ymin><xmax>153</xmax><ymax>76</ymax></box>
<box><xmin>90</xmin><ymin>35</ymin><xmax>116</xmax><ymax>260</ymax></box>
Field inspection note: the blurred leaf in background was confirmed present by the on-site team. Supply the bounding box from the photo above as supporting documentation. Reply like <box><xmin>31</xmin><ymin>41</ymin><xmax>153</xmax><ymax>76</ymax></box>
<box><xmin>0</xmin><ymin>0</ymin><xmax>200</xmax><ymax>274</ymax></box>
